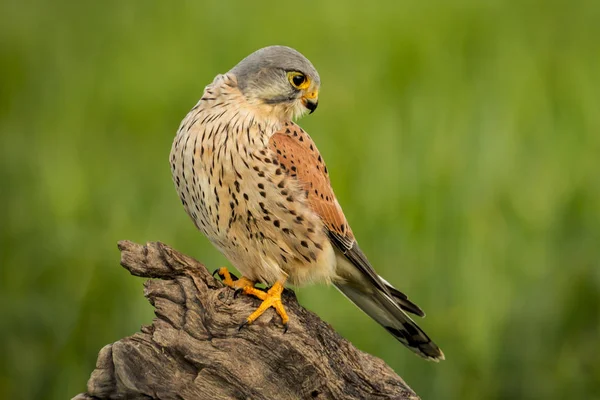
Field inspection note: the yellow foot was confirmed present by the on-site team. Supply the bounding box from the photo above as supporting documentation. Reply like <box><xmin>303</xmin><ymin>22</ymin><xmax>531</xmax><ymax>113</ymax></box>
<box><xmin>212</xmin><ymin>268</ymin><xmax>289</xmax><ymax>332</ymax></box>
<box><xmin>240</xmin><ymin>281</ymin><xmax>289</xmax><ymax>332</ymax></box>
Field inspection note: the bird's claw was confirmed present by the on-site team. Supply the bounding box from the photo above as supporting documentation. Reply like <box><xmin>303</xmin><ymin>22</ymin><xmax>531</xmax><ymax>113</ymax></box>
<box><xmin>238</xmin><ymin>321</ymin><xmax>249</xmax><ymax>331</ymax></box>
<box><xmin>212</xmin><ymin>267</ymin><xmax>239</xmax><ymax>286</ymax></box>
<box><xmin>215</xmin><ymin>275</ymin><xmax>289</xmax><ymax>333</ymax></box>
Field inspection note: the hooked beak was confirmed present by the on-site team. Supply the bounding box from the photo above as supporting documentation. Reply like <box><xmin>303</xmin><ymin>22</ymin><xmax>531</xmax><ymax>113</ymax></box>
<box><xmin>304</xmin><ymin>99</ymin><xmax>318</xmax><ymax>114</ymax></box>
<box><xmin>301</xmin><ymin>89</ymin><xmax>319</xmax><ymax>114</ymax></box>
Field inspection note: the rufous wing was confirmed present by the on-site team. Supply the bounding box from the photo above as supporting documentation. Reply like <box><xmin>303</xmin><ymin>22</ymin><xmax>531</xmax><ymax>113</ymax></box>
<box><xmin>269</xmin><ymin>122</ymin><xmax>350</xmax><ymax>239</ymax></box>
<box><xmin>268</xmin><ymin>122</ymin><xmax>388</xmax><ymax>294</ymax></box>
<box><xmin>268</xmin><ymin>122</ymin><xmax>443</xmax><ymax>361</ymax></box>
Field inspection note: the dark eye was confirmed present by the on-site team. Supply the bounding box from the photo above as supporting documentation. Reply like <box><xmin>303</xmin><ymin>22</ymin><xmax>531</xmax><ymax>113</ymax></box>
<box><xmin>287</xmin><ymin>71</ymin><xmax>310</xmax><ymax>89</ymax></box>
<box><xmin>292</xmin><ymin>74</ymin><xmax>306</xmax><ymax>87</ymax></box>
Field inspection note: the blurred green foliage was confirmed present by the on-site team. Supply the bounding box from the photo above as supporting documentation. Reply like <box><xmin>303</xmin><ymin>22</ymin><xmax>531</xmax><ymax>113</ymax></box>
<box><xmin>1</xmin><ymin>0</ymin><xmax>599</xmax><ymax>399</ymax></box>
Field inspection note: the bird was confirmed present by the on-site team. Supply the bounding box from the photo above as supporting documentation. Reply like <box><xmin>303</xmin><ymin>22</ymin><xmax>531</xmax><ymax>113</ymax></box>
<box><xmin>170</xmin><ymin>45</ymin><xmax>444</xmax><ymax>361</ymax></box>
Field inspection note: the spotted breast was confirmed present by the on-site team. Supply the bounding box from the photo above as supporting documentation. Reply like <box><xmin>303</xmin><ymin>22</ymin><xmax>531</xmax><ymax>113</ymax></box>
<box><xmin>170</xmin><ymin>74</ymin><xmax>336</xmax><ymax>286</ymax></box>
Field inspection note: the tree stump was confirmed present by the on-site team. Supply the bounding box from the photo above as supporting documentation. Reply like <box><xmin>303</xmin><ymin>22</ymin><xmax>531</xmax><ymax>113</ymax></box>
<box><xmin>73</xmin><ymin>241</ymin><xmax>420</xmax><ymax>400</ymax></box>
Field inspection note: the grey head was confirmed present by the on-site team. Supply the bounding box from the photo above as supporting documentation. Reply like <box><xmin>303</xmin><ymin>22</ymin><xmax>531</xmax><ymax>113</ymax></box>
<box><xmin>229</xmin><ymin>46</ymin><xmax>320</xmax><ymax>115</ymax></box>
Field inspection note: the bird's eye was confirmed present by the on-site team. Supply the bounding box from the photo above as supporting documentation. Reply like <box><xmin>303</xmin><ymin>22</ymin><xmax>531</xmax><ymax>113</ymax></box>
<box><xmin>292</xmin><ymin>74</ymin><xmax>305</xmax><ymax>87</ymax></box>
<box><xmin>288</xmin><ymin>72</ymin><xmax>310</xmax><ymax>90</ymax></box>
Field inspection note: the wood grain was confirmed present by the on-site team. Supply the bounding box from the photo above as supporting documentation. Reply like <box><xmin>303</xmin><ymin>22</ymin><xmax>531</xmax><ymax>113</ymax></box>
<box><xmin>73</xmin><ymin>241</ymin><xmax>419</xmax><ymax>400</ymax></box>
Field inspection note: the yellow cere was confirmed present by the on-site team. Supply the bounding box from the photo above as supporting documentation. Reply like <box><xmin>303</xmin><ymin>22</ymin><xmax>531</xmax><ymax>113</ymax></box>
<box><xmin>304</xmin><ymin>89</ymin><xmax>318</xmax><ymax>100</ymax></box>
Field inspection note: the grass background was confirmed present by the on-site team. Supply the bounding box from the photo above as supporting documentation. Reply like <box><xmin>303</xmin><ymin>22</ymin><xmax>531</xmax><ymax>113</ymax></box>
<box><xmin>1</xmin><ymin>0</ymin><xmax>599</xmax><ymax>399</ymax></box>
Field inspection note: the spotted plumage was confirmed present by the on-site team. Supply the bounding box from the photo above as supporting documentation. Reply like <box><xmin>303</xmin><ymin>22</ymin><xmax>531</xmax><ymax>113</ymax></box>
<box><xmin>171</xmin><ymin>73</ymin><xmax>333</xmax><ymax>287</ymax></box>
<box><xmin>170</xmin><ymin>46</ymin><xmax>444</xmax><ymax>361</ymax></box>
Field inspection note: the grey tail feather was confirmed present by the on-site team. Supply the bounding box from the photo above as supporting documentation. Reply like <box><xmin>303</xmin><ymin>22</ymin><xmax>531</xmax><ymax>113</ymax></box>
<box><xmin>335</xmin><ymin>282</ymin><xmax>444</xmax><ymax>361</ymax></box>
<box><xmin>378</xmin><ymin>275</ymin><xmax>426</xmax><ymax>317</ymax></box>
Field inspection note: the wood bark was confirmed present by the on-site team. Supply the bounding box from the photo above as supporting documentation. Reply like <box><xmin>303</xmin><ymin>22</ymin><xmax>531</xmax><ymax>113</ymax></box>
<box><xmin>73</xmin><ymin>241</ymin><xmax>419</xmax><ymax>400</ymax></box>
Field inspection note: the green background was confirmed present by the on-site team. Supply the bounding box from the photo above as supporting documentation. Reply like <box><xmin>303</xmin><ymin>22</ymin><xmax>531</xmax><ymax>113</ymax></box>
<box><xmin>1</xmin><ymin>1</ymin><xmax>599</xmax><ymax>399</ymax></box>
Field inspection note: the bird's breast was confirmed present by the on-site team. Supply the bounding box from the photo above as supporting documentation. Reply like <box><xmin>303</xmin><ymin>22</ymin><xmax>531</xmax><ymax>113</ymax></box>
<box><xmin>170</xmin><ymin>94</ymin><xmax>334</xmax><ymax>285</ymax></box>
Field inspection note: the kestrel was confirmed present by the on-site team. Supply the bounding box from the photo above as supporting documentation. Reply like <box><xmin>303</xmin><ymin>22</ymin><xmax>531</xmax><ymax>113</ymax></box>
<box><xmin>170</xmin><ymin>46</ymin><xmax>444</xmax><ymax>361</ymax></box>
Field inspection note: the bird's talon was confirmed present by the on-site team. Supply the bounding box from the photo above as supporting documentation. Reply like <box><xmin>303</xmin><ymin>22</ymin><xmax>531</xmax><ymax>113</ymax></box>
<box><xmin>211</xmin><ymin>269</ymin><xmax>289</xmax><ymax>332</ymax></box>
<box><xmin>244</xmin><ymin>281</ymin><xmax>289</xmax><ymax>328</ymax></box>
<box><xmin>283</xmin><ymin>322</ymin><xmax>289</xmax><ymax>334</ymax></box>
<box><xmin>213</xmin><ymin>267</ymin><xmax>245</xmax><ymax>288</ymax></box>
<box><xmin>238</xmin><ymin>321</ymin><xmax>249</xmax><ymax>331</ymax></box>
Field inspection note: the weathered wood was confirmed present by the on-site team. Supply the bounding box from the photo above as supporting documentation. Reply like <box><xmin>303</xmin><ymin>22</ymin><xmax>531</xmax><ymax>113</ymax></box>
<box><xmin>73</xmin><ymin>241</ymin><xmax>419</xmax><ymax>400</ymax></box>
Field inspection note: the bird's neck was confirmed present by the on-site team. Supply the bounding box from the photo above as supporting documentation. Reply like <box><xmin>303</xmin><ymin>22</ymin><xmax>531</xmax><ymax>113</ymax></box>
<box><xmin>176</xmin><ymin>75</ymin><xmax>284</xmax><ymax>163</ymax></box>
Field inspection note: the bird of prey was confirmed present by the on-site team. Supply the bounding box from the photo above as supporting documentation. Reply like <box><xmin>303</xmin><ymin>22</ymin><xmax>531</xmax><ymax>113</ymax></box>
<box><xmin>170</xmin><ymin>46</ymin><xmax>444</xmax><ymax>361</ymax></box>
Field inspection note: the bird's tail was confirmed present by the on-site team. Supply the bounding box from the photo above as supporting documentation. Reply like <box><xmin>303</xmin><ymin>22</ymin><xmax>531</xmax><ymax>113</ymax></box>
<box><xmin>334</xmin><ymin>280</ymin><xmax>444</xmax><ymax>361</ymax></box>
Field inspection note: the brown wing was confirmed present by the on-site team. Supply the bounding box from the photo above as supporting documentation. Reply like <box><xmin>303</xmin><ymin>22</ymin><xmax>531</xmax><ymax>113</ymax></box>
<box><xmin>268</xmin><ymin>122</ymin><xmax>390</xmax><ymax>295</ymax></box>
<box><xmin>269</xmin><ymin>122</ymin><xmax>350</xmax><ymax>240</ymax></box>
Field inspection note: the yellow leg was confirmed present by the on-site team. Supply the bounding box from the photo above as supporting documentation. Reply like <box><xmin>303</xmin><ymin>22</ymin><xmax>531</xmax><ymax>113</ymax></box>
<box><xmin>213</xmin><ymin>267</ymin><xmax>255</xmax><ymax>289</ymax></box>
<box><xmin>212</xmin><ymin>268</ymin><xmax>289</xmax><ymax>332</ymax></box>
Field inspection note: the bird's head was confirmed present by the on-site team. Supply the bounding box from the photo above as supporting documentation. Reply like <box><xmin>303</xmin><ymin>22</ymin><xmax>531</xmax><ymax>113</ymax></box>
<box><xmin>228</xmin><ymin>46</ymin><xmax>320</xmax><ymax>121</ymax></box>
